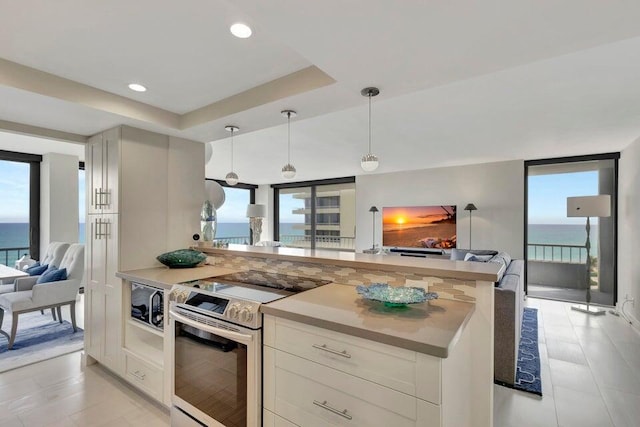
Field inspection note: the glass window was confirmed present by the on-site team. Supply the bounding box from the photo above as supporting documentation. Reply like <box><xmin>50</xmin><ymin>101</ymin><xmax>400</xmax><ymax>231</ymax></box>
<box><xmin>215</xmin><ymin>186</ymin><xmax>251</xmax><ymax>244</ymax></box>
<box><xmin>275</xmin><ymin>180</ymin><xmax>355</xmax><ymax>251</ymax></box>
<box><xmin>0</xmin><ymin>159</ymin><xmax>31</xmax><ymax>266</ymax></box>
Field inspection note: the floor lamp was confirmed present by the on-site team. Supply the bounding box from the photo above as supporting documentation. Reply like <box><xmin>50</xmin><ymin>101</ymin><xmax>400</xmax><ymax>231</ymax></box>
<box><xmin>464</xmin><ymin>203</ymin><xmax>477</xmax><ymax>250</ymax></box>
<box><xmin>363</xmin><ymin>206</ymin><xmax>379</xmax><ymax>254</ymax></box>
<box><xmin>567</xmin><ymin>195</ymin><xmax>611</xmax><ymax>315</ymax></box>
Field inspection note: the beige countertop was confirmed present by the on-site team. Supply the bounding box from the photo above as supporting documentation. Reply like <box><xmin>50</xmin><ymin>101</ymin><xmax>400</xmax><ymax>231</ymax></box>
<box><xmin>261</xmin><ymin>283</ymin><xmax>475</xmax><ymax>358</ymax></box>
<box><xmin>116</xmin><ymin>265</ymin><xmax>239</xmax><ymax>290</ymax></box>
<box><xmin>199</xmin><ymin>245</ymin><xmax>501</xmax><ymax>282</ymax></box>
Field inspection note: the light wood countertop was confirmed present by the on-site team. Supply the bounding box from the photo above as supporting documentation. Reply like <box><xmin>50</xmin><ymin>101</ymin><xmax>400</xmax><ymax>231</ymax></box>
<box><xmin>261</xmin><ymin>283</ymin><xmax>475</xmax><ymax>358</ymax></box>
<box><xmin>116</xmin><ymin>265</ymin><xmax>239</xmax><ymax>290</ymax></box>
<box><xmin>198</xmin><ymin>245</ymin><xmax>502</xmax><ymax>282</ymax></box>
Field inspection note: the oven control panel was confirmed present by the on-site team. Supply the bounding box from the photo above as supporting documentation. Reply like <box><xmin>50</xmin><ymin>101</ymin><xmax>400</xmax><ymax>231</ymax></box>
<box><xmin>225</xmin><ymin>302</ymin><xmax>259</xmax><ymax>325</ymax></box>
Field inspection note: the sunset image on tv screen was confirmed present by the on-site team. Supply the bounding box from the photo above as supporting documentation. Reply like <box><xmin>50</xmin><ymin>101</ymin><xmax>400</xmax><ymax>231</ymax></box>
<box><xmin>382</xmin><ymin>205</ymin><xmax>457</xmax><ymax>249</ymax></box>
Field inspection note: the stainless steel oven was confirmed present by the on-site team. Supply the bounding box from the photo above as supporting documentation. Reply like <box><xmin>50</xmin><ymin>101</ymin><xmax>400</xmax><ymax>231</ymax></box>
<box><xmin>169</xmin><ymin>272</ymin><xmax>330</xmax><ymax>427</ymax></box>
<box><xmin>170</xmin><ymin>306</ymin><xmax>260</xmax><ymax>427</ymax></box>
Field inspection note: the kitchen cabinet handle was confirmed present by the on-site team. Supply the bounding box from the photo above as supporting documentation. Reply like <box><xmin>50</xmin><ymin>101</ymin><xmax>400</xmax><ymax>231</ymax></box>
<box><xmin>93</xmin><ymin>188</ymin><xmax>99</xmax><ymax>208</ymax></box>
<box><xmin>131</xmin><ymin>370</ymin><xmax>146</xmax><ymax>381</ymax></box>
<box><xmin>313</xmin><ymin>400</ymin><xmax>352</xmax><ymax>420</ymax></box>
<box><xmin>312</xmin><ymin>343</ymin><xmax>352</xmax><ymax>358</ymax></box>
<box><xmin>95</xmin><ymin>219</ymin><xmax>102</xmax><ymax>239</ymax></box>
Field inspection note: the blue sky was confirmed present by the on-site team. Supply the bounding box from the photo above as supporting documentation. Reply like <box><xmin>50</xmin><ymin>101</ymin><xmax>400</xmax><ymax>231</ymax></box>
<box><xmin>528</xmin><ymin>171</ymin><xmax>598</xmax><ymax>224</ymax></box>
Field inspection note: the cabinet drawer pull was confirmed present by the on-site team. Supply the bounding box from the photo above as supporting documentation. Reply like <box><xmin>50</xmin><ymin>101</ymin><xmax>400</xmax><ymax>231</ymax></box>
<box><xmin>312</xmin><ymin>343</ymin><xmax>351</xmax><ymax>358</ymax></box>
<box><xmin>131</xmin><ymin>370</ymin><xmax>146</xmax><ymax>381</ymax></box>
<box><xmin>313</xmin><ymin>400</ymin><xmax>352</xmax><ymax>420</ymax></box>
<box><xmin>93</xmin><ymin>188</ymin><xmax>98</xmax><ymax>208</ymax></box>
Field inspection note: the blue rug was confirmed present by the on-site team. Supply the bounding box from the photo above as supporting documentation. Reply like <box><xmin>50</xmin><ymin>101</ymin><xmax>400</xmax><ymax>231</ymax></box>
<box><xmin>514</xmin><ymin>307</ymin><xmax>542</xmax><ymax>395</ymax></box>
<box><xmin>0</xmin><ymin>310</ymin><xmax>84</xmax><ymax>372</ymax></box>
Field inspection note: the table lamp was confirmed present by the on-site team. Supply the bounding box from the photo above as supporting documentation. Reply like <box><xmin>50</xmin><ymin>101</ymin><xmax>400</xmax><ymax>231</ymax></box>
<box><xmin>246</xmin><ymin>204</ymin><xmax>267</xmax><ymax>245</ymax></box>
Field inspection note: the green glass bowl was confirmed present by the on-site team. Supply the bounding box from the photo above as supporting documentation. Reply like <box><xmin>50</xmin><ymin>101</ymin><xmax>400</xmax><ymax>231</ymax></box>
<box><xmin>156</xmin><ymin>249</ymin><xmax>206</xmax><ymax>269</ymax></box>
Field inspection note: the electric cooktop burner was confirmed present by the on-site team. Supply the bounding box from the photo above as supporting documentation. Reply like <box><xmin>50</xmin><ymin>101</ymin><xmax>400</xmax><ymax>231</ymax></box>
<box><xmin>212</xmin><ymin>270</ymin><xmax>331</xmax><ymax>293</ymax></box>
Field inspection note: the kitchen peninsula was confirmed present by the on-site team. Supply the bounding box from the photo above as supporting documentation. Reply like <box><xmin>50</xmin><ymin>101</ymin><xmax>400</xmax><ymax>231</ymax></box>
<box><xmin>112</xmin><ymin>245</ymin><xmax>500</xmax><ymax>427</ymax></box>
<box><xmin>200</xmin><ymin>245</ymin><xmax>501</xmax><ymax>427</ymax></box>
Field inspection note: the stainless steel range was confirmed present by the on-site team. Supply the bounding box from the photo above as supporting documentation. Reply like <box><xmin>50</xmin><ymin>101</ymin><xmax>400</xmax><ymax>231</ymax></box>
<box><xmin>169</xmin><ymin>270</ymin><xmax>330</xmax><ymax>427</ymax></box>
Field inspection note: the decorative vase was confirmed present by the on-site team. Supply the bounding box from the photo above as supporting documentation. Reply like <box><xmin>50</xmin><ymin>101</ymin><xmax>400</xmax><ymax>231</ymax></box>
<box><xmin>200</xmin><ymin>200</ymin><xmax>217</xmax><ymax>242</ymax></box>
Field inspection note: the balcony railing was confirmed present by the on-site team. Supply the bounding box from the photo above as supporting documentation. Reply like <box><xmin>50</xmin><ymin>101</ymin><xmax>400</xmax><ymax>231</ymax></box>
<box><xmin>0</xmin><ymin>246</ymin><xmax>30</xmax><ymax>267</ymax></box>
<box><xmin>279</xmin><ymin>234</ymin><xmax>355</xmax><ymax>251</ymax></box>
<box><xmin>215</xmin><ymin>236</ymin><xmax>251</xmax><ymax>245</ymax></box>
<box><xmin>527</xmin><ymin>243</ymin><xmax>587</xmax><ymax>264</ymax></box>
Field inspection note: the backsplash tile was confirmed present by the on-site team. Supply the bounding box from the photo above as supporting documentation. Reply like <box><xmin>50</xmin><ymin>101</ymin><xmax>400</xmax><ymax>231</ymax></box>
<box><xmin>208</xmin><ymin>253</ymin><xmax>479</xmax><ymax>303</ymax></box>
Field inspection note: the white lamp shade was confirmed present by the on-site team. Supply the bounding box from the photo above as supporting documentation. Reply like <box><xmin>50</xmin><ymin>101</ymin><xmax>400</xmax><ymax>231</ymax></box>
<box><xmin>246</xmin><ymin>204</ymin><xmax>266</xmax><ymax>218</ymax></box>
<box><xmin>205</xmin><ymin>180</ymin><xmax>226</xmax><ymax>209</ymax></box>
<box><xmin>567</xmin><ymin>195</ymin><xmax>611</xmax><ymax>218</ymax></box>
<box><xmin>361</xmin><ymin>153</ymin><xmax>379</xmax><ymax>172</ymax></box>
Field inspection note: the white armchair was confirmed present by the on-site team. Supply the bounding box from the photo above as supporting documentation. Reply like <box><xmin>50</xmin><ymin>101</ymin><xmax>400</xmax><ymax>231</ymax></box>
<box><xmin>0</xmin><ymin>242</ymin><xmax>70</xmax><ymax>296</ymax></box>
<box><xmin>0</xmin><ymin>244</ymin><xmax>84</xmax><ymax>349</ymax></box>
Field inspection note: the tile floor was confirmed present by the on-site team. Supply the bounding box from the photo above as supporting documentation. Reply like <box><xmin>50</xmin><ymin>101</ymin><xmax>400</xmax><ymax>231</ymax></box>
<box><xmin>494</xmin><ymin>297</ymin><xmax>640</xmax><ymax>427</ymax></box>
<box><xmin>0</xmin><ymin>352</ymin><xmax>169</xmax><ymax>427</ymax></box>
<box><xmin>0</xmin><ymin>297</ymin><xmax>638</xmax><ymax>426</ymax></box>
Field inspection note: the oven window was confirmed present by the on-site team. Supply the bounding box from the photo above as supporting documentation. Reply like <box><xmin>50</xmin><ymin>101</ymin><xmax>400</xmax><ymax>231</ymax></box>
<box><xmin>174</xmin><ymin>321</ymin><xmax>247</xmax><ymax>426</ymax></box>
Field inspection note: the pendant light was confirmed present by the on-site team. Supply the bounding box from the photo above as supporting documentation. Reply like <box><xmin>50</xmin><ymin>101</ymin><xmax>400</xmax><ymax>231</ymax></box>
<box><xmin>360</xmin><ymin>87</ymin><xmax>380</xmax><ymax>172</ymax></box>
<box><xmin>281</xmin><ymin>109</ymin><xmax>297</xmax><ymax>179</ymax></box>
<box><xmin>224</xmin><ymin>125</ymin><xmax>239</xmax><ymax>186</ymax></box>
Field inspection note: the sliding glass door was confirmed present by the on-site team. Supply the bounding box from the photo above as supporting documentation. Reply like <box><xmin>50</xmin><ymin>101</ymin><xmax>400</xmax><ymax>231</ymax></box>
<box><xmin>525</xmin><ymin>154</ymin><xmax>618</xmax><ymax>306</ymax></box>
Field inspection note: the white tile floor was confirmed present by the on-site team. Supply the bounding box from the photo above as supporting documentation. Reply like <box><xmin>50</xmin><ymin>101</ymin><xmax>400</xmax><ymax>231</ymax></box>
<box><xmin>1</xmin><ymin>296</ymin><xmax>639</xmax><ymax>426</ymax></box>
<box><xmin>0</xmin><ymin>352</ymin><xmax>169</xmax><ymax>427</ymax></box>
<box><xmin>495</xmin><ymin>297</ymin><xmax>640</xmax><ymax>427</ymax></box>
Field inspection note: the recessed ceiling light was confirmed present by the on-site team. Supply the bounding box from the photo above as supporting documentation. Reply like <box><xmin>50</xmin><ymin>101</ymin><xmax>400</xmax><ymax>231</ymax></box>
<box><xmin>230</xmin><ymin>23</ymin><xmax>252</xmax><ymax>38</ymax></box>
<box><xmin>128</xmin><ymin>83</ymin><xmax>147</xmax><ymax>92</ymax></box>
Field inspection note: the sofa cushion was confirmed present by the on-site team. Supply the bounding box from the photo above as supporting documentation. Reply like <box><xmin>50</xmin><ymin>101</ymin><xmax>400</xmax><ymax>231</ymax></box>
<box><xmin>26</xmin><ymin>263</ymin><xmax>48</xmax><ymax>276</ymax></box>
<box><xmin>488</xmin><ymin>252</ymin><xmax>512</xmax><ymax>281</ymax></box>
<box><xmin>505</xmin><ymin>259</ymin><xmax>524</xmax><ymax>277</ymax></box>
<box><xmin>464</xmin><ymin>252</ymin><xmax>494</xmax><ymax>262</ymax></box>
<box><xmin>450</xmin><ymin>249</ymin><xmax>498</xmax><ymax>261</ymax></box>
<box><xmin>36</xmin><ymin>267</ymin><xmax>68</xmax><ymax>284</ymax></box>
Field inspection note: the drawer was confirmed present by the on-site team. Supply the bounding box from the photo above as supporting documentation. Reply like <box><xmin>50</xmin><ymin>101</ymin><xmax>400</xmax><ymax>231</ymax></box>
<box><xmin>263</xmin><ymin>409</ymin><xmax>299</xmax><ymax>427</ymax></box>
<box><xmin>264</xmin><ymin>347</ymin><xmax>440</xmax><ymax>427</ymax></box>
<box><xmin>124</xmin><ymin>352</ymin><xmax>163</xmax><ymax>401</ymax></box>
<box><xmin>264</xmin><ymin>315</ymin><xmax>441</xmax><ymax>404</ymax></box>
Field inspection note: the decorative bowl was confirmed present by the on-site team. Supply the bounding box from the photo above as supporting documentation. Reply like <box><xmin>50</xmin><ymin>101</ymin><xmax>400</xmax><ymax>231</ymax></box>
<box><xmin>156</xmin><ymin>249</ymin><xmax>206</xmax><ymax>269</ymax></box>
<box><xmin>356</xmin><ymin>283</ymin><xmax>438</xmax><ymax>307</ymax></box>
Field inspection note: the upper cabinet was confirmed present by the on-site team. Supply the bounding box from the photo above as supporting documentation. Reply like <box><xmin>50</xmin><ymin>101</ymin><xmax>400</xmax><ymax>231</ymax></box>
<box><xmin>86</xmin><ymin>127</ymin><xmax>120</xmax><ymax>215</ymax></box>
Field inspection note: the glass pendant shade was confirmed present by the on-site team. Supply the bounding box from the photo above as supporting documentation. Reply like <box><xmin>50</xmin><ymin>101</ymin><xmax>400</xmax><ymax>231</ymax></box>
<box><xmin>225</xmin><ymin>171</ymin><xmax>239</xmax><ymax>186</ymax></box>
<box><xmin>361</xmin><ymin>153</ymin><xmax>379</xmax><ymax>172</ymax></box>
<box><xmin>281</xmin><ymin>163</ymin><xmax>296</xmax><ymax>179</ymax></box>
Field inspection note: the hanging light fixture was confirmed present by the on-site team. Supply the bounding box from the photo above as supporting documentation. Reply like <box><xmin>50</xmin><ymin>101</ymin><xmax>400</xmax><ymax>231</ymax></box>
<box><xmin>360</xmin><ymin>87</ymin><xmax>380</xmax><ymax>172</ymax></box>
<box><xmin>281</xmin><ymin>109</ymin><xmax>297</xmax><ymax>179</ymax></box>
<box><xmin>224</xmin><ymin>125</ymin><xmax>239</xmax><ymax>186</ymax></box>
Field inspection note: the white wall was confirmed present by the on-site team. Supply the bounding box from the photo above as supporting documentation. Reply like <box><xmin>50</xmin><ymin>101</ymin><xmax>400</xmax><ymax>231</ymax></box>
<box><xmin>618</xmin><ymin>137</ymin><xmax>640</xmax><ymax>325</ymax></box>
<box><xmin>40</xmin><ymin>152</ymin><xmax>79</xmax><ymax>256</ymax></box>
<box><xmin>355</xmin><ymin>160</ymin><xmax>525</xmax><ymax>257</ymax></box>
<box><xmin>255</xmin><ymin>184</ymin><xmax>273</xmax><ymax>242</ymax></box>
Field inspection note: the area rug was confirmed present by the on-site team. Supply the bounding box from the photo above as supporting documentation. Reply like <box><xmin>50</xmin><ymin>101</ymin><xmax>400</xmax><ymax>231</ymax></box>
<box><xmin>0</xmin><ymin>310</ymin><xmax>83</xmax><ymax>373</ymax></box>
<box><xmin>513</xmin><ymin>307</ymin><xmax>542</xmax><ymax>395</ymax></box>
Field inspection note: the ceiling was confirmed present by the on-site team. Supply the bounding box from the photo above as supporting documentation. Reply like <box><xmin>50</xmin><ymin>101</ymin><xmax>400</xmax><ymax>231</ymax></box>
<box><xmin>2</xmin><ymin>0</ymin><xmax>640</xmax><ymax>183</ymax></box>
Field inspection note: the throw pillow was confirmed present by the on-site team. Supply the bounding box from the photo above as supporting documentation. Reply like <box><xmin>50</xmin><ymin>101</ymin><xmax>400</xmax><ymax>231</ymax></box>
<box><xmin>26</xmin><ymin>263</ymin><xmax>48</xmax><ymax>276</ymax></box>
<box><xmin>36</xmin><ymin>267</ymin><xmax>68</xmax><ymax>284</ymax></box>
<box><xmin>464</xmin><ymin>252</ymin><xmax>494</xmax><ymax>262</ymax></box>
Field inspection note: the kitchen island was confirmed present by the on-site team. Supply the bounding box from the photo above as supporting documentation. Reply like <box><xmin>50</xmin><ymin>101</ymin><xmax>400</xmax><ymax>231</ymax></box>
<box><xmin>199</xmin><ymin>245</ymin><xmax>501</xmax><ymax>427</ymax></box>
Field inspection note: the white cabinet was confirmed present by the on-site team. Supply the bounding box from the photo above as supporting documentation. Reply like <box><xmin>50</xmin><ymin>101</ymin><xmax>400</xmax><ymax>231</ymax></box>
<box><xmin>263</xmin><ymin>316</ymin><xmax>442</xmax><ymax>427</ymax></box>
<box><xmin>86</xmin><ymin>128</ymin><xmax>119</xmax><ymax>215</ymax></box>
<box><xmin>85</xmin><ymin>214</ymin><xmax>121</xmax><ymax>374</ymax></box>
<box><xmin>84</xmin><ymin>125</ymin><xmax>204</xmax><ymax>407</ymax></box>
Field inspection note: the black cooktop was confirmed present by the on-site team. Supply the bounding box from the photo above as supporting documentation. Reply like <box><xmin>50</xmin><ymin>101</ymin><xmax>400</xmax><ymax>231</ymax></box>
<box><xmin>214</xmin><ymin>270</ymin><xmax>331</xmax><ymax>293</ymax></box>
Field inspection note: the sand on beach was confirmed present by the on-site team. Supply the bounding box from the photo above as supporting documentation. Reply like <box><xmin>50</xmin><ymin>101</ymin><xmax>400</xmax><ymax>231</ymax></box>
<box><xmin>383</xmin><ymin>223</ymin><xmax>456</xmax><ymax>248</ymax></box>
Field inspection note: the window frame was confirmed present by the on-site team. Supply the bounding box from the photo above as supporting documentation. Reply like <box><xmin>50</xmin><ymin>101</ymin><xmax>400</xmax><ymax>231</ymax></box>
<box><xmin>206</xmin><ymin>178</ymin><xmax>258</xmax><ymax>243</ymax></box>
<box><xmin>0</xmin><ymin>150</ymin><xmax>42</xmax><ymax>259</ymax></box>
<box><xmin>271</xmin><ymin>176</ymin><xmax>355</xmax><ymax>250</ymax></box>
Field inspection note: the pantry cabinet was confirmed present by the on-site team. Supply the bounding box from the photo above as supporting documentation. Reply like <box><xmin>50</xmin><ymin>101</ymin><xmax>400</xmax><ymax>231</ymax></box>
<box><xmin>84</xmin><ymin>125</ymin><xmax>204</xmax><ymax>403</ymax></box>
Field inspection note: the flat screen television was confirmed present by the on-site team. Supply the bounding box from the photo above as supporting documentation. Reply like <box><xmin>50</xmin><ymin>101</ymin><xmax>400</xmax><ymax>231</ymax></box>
<box><xmin>382</xmin><ymin>205</ymin><xmax>457</xmax><ymax>249</ymax></box>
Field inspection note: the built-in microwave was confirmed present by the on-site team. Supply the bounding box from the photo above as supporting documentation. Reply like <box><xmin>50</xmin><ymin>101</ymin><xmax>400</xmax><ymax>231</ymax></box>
<box><xmin>131</xmin><ymin>282</ymin><xmax>164</xmax><ymax>330</ymax></box>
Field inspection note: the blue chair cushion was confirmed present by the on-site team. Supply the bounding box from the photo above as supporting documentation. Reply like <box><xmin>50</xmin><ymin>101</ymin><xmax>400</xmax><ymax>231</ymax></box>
<box><xmin>36</xmin><ymin>267</ymin><xmax>68</xmax><ymax>284</ymax></box>
<box><xmin>26</xmin><ymin>263</ymin><xmax>48</xmax><ymax>276</ymax></box>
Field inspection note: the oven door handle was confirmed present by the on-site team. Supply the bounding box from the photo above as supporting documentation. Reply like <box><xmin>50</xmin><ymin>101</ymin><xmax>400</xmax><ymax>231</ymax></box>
<box><xmin>169</xmin><ymin>309</ymin><xmax>255</xmax><ymax>344</ymax></box>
